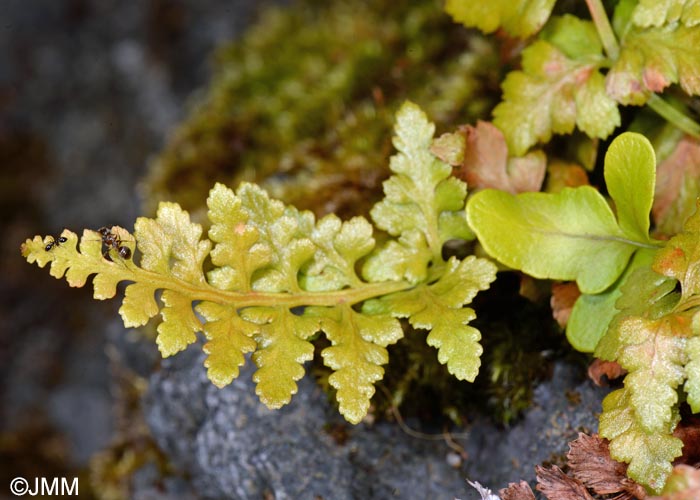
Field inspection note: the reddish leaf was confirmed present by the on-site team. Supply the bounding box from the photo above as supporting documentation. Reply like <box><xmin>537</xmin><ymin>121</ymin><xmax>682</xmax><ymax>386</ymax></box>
<box><xmin>545</xmin><ymin>160</ymin><xmax>590</xmax><ymax>193</ymax></box>
<box><xmin>551</xmin><ymin>282</ymin><xmax>581</xmax><ymax>327</ymax></box>
<box><xmin>567</xmin><ymin>433</ymin><xmax>647</xmax><ymax>499</ymax></box>
<box><xmin>500</xmin><ymin>481</ymin><xmax>536</xmax><ymax>500</ymax></box>
<box><xmin>535</xmin><ymin>465</ymin><xmax>594</xmax><ymax>500</ymax></box>
<box><xmin>588</xmin><ymin>359</ymin><xmax>626</xmax><ymax>387</ymax></box>
<box><xmin>431</xmin><ymin>131</ymin><xmax>465</xmax><ymax>167</ymax></box>
<box><xmin>455</xmin><ymin>121</ymin><xmax>546</xmax><ymax>194</ymax></box>
<box><xmin>652</xmin><ymin>135</ymin><xmax>700</xmax><ymax>236</ymax></box>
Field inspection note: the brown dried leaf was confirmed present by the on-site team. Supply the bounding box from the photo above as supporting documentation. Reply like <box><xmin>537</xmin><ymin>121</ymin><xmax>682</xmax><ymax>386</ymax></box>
<box><xmin>500</xmin><ymin>480</ymin><xmax>536</xmax><ymax>500</ymax></box>
<box><xmin>652</xmin><ymin>135</ymin><xmax>700</xmax><ymax>236</ymax></box>
<box><xmin>551</xmin><ymin>282</ymin><xmax>581</xmax><ymax>327</ymax></box>
<box><xmin>455</xmin><ymin>121</ymin><xmax>546</xmax><ymax>194</ymax></box>
<box><xmin>587</xmin><ymin>359</ymin><xmax>626</xmax><ymax>387</ymax></box>
<box><xmin>535</xmin><ymin>464</ymin><xmax>594</xmax><ymax>500</ymax></box>
<box><xmin>567</xmin><ymin>433</ymin><xmax>647</xmax><ymax>499</ymax></box>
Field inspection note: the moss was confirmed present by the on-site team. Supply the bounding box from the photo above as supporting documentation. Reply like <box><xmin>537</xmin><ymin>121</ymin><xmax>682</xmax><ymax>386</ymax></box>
<box><xmin>142</xmin><ymin>0</ymin><xmax>498</xmax><ymax>220</ymax></box>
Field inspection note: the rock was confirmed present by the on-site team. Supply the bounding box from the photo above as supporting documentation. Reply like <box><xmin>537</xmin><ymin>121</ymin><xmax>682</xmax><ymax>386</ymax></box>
<box><xmin>144</xmin><ymin>348</ymin><xmax>609</xmax><ymax>498</ymax></box>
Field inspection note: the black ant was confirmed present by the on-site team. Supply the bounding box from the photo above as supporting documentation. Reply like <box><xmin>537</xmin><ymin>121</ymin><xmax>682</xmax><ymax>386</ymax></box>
<box><xmin>45</xmin><ymin>235</ymin><xmax>67</xmax><ymax>252</ymax></box>
<box><xmin>98</xmin><ymin>226</ymin><xmax>132</xmax><ymax>260</ymax></box>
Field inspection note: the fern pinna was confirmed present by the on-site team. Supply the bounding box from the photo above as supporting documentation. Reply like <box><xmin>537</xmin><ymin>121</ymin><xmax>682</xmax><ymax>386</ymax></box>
<box><xmin>21</xmin><ymin>102</ymin><xmax>496</xmax><ymax>425</ymax></box>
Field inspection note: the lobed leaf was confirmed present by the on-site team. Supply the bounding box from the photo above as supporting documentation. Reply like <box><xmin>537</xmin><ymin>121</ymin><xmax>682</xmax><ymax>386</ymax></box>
<box><xmin>594</xmin><ymin>265</ymin><xmax>678</xmax><ymax>361</ymax></box>
<box><xmin>607</xmin><ymin>23</ymin><xmax>700</xmax><ymax>105</ymax></box>
<box><xmin>632</xmin><ymin>0</ymin><xmax>700</xmax><ymax>28</ymax></box>
<box><xmin>467</xmin><ymin>132</ymin><xmax>658</xmax><ymax>294</ymax></box>
<box><xmin>653</xmin><ymin>201</ymin><xmax>700</xmax><ymax>299</ymax></box>
<box><xmin>444</xmin><ymin>0</ymin><xmax>556</xmax><ymax>38</ymax></box>
<box><xmin>617</xmin><ymin>316</ymin><xmax>688</xmax><ymax>433</ymax></box>
<box><xmin>369</xmin><ymin>101</ymin><xmax>470</xmax><ymax>274</ymax></box>
<box><xmin>311</xmin><ymin>304</ymin><xmax>402</xmax><ymax>424</ymax></box>
<box><xmin>493</xmin><ymin>19</ymin><xmax>619</xmax><ymax>155</ymax></box>
<box><xmin>22</xmin><ymin>102</ymin><xmax>495</xmax><ymax>425</ymax></box>
<box><xmin>302</xmin><ymin>214</ymin><xmax>375</xmax><ymax>292</ymax></box>
<box><xmin>196</xmin><ymin>301</ymin><xmax>257</xmax><ymax>388</ymax></box>
<box><xmin>206</xmin><ymin>182</ymin><xmax>272</xmax><ymax>291</ymax></box>
<box><xmin>244</xmin><ymin>307</ymin><xmax>319</xmax><ymax>409</ymax></box>
<box><xmin>599</xmin><ymin>387</ymin><xmax>683</xmax><ymax>493</ymax></box>
<box><xmin>364</xmin><ymin>256</ymin><xmax>497</xmax><ymax>381</ymax></box>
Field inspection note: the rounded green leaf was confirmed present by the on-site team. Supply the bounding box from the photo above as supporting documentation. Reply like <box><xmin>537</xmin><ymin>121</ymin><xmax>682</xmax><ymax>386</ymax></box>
<box><xmin>467</xmin><ymin>187</ymin><xmax>636</xmax><ymax>294</ymax></box>
<box><xmin>604</xmin><ymin>132</ymin><xmax>656</xmax><ymax>242</ymax></box>
<box><xmin>567</xmin><ymin>248</ymin><xmax>656</xmax><ymax>352</ymax></box>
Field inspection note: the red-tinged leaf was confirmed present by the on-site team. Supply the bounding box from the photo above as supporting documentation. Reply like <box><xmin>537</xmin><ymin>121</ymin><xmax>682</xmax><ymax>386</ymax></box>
<box><xmin>587</xmin><ymin>359</ymin><xmax>626</xmax><ymax>387</ymax></box>
<box><xmin>567</xmin><ymin>433</ymin><xmax>647</xmax><ymax>499</ymax></box>
<box><xmin>551</xmin><ymin>282</ymin><xmax>581</xmax><ymax>327</ymax></box>
<box><xmin>545</xmin><ymin>160</ymin><xmax>590</xmax><ymax>193</ymax></box>
<box><xmin>455</xmin><ymin>121</ymin><xmax>546</xmax><ymax>194</ymax></box>
<box><xmin>650</xmin><ymin>464</ymin><xmax>700</xmax><ymax>500</ymax></box>
<box><xmin>607</xmin><ymin>24</ymin><xmax>700</xmax><ymax>105</ymax></box>
<box><xmin>653</xmin><ymin>204</ymin><xmax>700</xmax><ymax>298</ymax></box>
<box><xmin>535</xmin><ymin>465</ymin><xmax>594</xmax><ymax>500</ymax></box>
<box><xmin>500</xmin><ymin>481</ymin><xmax>536</xmax><ymax>500</ymax></box>
<box><xmin>494</xmin><ymin>38</ymin><xmax>619</xmax><ymax>155</ymax></box>
<box><xmin>431</xmin><ymin>131</ymin><xmax>465</xmax><ymax>167</ymax></box>
<box><xmin>652</xmin><ymin>135</ymin><xmax>700</xmax><ymax>236</ymax></box>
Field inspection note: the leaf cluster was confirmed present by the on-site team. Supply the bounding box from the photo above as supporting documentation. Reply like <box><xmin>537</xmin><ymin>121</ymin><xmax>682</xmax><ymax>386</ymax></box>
<box><xmin>22</xmin><ymin>102</ymin><xmax>496</xmax><ymax>425</ymax></box>
<box><xmin>466</xmin><ymin>130</ymin><xmax>700</xmax><ymax>492</ymax></box>
<box><xmin>447</xmin><ymin>0</ymin><xmax>700</xmax><ymax>155</ymax></box>
<box><xmin>445</xmin><ymin>1</ymin><xmax>700</xmax><ymax>491</ymax></box>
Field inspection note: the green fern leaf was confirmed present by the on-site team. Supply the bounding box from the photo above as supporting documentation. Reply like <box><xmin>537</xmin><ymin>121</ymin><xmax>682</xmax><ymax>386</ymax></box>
<box><xmin>364</xmin><ymin>256</ymin><xmax>497</xmax><ymax>381</ymax></box>
<box><xmin>196</xmin><ymin>302</ymin><xmax>257</xmax><ymax>388</ymax></box>
<box><xmin>493</xmin><ymin>16</ymin><xmax>620</xmax><ymax>155</ymax></box>
<box><xmin>608</xmin><ymin>23</ymin><xmax>700</xmax><ymax>105</ymax></box>
<box><xmin>310</xmin><ymin>304</ymin><xmax>402</xmax><ymax>424</ymax></box>
<box><xmin>594</xmin><ymin>204</ymin><xmax>700</xmax><ymax>492</ymax></box>
<box><xmin>21</xmin><ymin>101</ymin><xmax>496</xmax><ymax>425</ymax></box>
<box><xmin>632</xmin><ymin>0</ymin><xmax>700</xmax><ymax>28</ymax></box>
<box><xmin>445</xmin><ymin>0</ymin><xmax>556</xmax><ymax>38</ymax></box>
<box><xmin>366</xmin><ymin>101</ymin><xmax>471</xmax><ymax>282</ymax></box>
<box><xmin>244</xmin><ymin>307</ymin><xmax>318</xmax><ymax>409</ymax></box>
<box><xmin>600</xmin><ymin>387</ymin><xmax>683</xmax><ymax>493</ymax></box>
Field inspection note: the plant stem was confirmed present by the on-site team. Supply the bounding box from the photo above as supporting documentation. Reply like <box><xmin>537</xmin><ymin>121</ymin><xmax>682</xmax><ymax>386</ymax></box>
<box><xmin>137</xmin><ymin>266</ymin><xmax>414</xmax><ymax>308</ymax></box>
<box><xmin>647</xmin><ymin>94</ymin><xmax>700</xmax><ymax>138</ymax></box>
<box><xmin>585</xmin><ymin>0</ymin><xmax>619</xmax><ymax>60</ymax></box>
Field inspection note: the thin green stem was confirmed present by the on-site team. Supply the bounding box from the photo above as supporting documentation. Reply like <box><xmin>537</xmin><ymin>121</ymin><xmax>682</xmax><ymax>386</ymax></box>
<box><xmin>136</xmin><ymin>266</ymin><xmax>413</xmax><ymax>308</ymax></box>
<box><xmin>647</xmin><ymin>94</ymin><xmax>700</xmax><ymax>139</ymax></box>
<box><xmin>585</xmin><ymin>0</ymin><xmax>619</xmax><ymax>60</ymax></box>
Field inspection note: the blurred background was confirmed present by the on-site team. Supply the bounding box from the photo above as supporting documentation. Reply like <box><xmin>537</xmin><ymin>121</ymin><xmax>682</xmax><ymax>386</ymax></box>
<box><xmin>1</xmin><ymin>0</ymin><xmax>277</xmax><ymax>496</ymax></box>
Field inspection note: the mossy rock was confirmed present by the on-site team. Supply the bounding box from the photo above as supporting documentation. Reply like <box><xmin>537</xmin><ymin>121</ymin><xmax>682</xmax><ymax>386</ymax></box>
<box><xmin>143</xmin><ymin>0</ymin><xmax>499</xmax><ymax>221</ymax></box>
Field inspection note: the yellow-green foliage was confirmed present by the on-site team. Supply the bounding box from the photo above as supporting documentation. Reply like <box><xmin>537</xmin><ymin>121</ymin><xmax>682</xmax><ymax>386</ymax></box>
<box><xmin>23</xmin><ymin>103</ymin><xmax>497</xmax><ymax>424</ymax></box>
<box><xmin>143</xmin><ymin>0</ymin><xmax>497</xmax><ymax>219</ymax></box>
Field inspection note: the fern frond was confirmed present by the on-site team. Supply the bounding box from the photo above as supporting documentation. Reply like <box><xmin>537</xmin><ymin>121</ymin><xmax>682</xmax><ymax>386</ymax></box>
<box><xmin>21</xmin><ymin>101</ymin><xmax>497</xmax><ymax>424</ymax></box>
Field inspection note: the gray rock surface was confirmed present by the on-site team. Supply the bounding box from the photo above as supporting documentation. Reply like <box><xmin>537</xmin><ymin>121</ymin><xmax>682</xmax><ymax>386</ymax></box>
<box><xmin>144</xmin><ymin>348</ymin><xmax>608</xmax><ymax>499</ymax></box>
